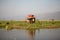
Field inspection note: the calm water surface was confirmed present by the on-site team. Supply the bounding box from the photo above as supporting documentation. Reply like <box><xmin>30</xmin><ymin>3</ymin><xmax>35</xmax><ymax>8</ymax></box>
<box><xmin>0</xmin><ymin>28</ymin><xmax>60</xmax><ymax>40</ymax></box>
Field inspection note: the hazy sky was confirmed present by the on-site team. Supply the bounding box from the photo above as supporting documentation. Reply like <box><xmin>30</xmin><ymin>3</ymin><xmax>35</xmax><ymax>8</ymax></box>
<box><xmin>0</xmin><ymin>0</ymin><xmax>60</xmax><ymax>20</ymax></box>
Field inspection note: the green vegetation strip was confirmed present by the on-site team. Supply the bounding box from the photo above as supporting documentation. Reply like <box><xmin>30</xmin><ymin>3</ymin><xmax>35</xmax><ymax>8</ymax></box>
<box><xmin>0</xmin><ymin>20</ymin><xmax>60</xmax><ymax>31</ymax></box>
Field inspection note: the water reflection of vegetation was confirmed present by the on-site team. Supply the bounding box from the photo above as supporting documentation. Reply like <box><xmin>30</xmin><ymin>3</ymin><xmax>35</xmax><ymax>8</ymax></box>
<box><xmin>0</xmin><ymin>20</ymin><xmax>60</xmax><ymax>31</ymax></box>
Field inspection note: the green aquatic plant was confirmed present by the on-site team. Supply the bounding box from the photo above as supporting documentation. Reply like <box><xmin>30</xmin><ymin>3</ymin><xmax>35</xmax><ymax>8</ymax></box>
<box><xmin>0</xmin><ymin>20</ymin><xmax>60</xmax><ymax>31</ymax></box>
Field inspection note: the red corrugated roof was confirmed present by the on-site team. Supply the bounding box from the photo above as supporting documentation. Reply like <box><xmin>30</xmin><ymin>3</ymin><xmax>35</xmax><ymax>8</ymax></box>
<box><xmin>27</xmin><ymin>14</ymin><xmax>35</xmax><ymax>18</ymax></box>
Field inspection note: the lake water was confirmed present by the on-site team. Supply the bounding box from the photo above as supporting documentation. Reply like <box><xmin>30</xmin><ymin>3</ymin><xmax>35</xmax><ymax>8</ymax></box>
<box><xmin>0</xmin><ymin>28</ymin><xmax>60</xmax><ymax>40</ymax></box>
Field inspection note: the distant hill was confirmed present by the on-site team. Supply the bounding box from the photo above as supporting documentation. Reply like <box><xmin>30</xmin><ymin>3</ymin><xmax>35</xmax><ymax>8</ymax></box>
<box><xmin>37</xmin><ymin>11</ymin><xmax>60</xmax><ymax>20</ymax></box>
<box><xmin>0</xmin><ymin>11</ymin><xmax>60</xmax><ymax>20</ymax></box>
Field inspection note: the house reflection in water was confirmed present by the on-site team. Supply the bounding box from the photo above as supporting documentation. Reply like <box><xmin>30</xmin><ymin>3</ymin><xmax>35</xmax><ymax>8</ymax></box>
<box><xmin>27</xmin><ymin>30</ymin><xmax>35</xmax><ymax>40</ymax></box>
